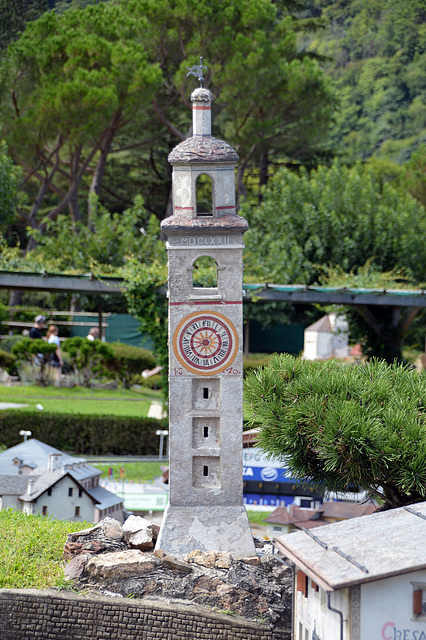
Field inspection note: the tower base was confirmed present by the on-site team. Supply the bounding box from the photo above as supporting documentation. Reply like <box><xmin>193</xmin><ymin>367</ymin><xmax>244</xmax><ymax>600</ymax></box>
<box><xmin>155</xmin><ymin>504</ymin><xmax>256</xmax><ymax>558</ymax></box>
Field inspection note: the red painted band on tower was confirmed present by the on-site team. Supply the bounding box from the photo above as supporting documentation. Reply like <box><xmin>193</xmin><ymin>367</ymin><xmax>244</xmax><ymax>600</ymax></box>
<box><xmin>170</xmin><ymin>300</ymin><xmax>242</xmax><ymax>306</ymax></box>
<box><xmin>174</xmin><ymin>206</ymin><xmax>194</xmax><ymax>210</ymax></box>
<box><xmin>193</xmin><ymin>106</ymin><xmax>211</xmax><ymax>110</ymax></box>
<box><xmin>216</xmin><ymin>206</ymin><xmax>235</xmax><ymax>210</ymax></box>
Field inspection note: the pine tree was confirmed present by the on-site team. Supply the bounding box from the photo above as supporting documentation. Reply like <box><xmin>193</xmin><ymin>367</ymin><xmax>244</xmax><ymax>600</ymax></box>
<box><xmin>245</xmin><ymin>355</ymin><xmax>426</xmax><ymax>510</ymax></box>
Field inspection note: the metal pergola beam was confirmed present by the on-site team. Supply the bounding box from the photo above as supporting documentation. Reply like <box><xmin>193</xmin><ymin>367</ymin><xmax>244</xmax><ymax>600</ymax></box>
<box><xmin>246</xmin><ymin>288</ymin><xmax>426</xmax><ymax>308</ymax></box>
<box><xmin>0</xmin><ymin>272</ymin><xmax>123</xmax><ymax>296</ymax></box>
<box><xmin>0</xmin><ymin>272</ymin><xmax>425</xmax><ymax>308</ymax></box>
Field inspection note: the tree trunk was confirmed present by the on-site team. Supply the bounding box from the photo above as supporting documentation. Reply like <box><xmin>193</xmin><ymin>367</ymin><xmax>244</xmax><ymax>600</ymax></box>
<box><xmin>355</xmin><ymin>304</ymin><xmax>420</xmax><ymax>362</ymax></box>
<box><xmin>258</xmin><ymin>149</ymin><xmax>269</xmax><ymax>203</ymax></box>
<box><xmin>88</xmin><ymin>110</ymin><xmax>123</xmax><ymax>226</ymax></box>
<box><xmin>8</xmin><ymin>290</ymin><xmax>24</xmax><ymax>307</ymax></box>
<box><xmin>236</xmin><ymin>164</ymin><xmax>247</xmax><ymax>207</ymax></box>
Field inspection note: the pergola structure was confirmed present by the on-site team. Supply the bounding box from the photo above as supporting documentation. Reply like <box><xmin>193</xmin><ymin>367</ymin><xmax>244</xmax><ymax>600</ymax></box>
<box><xmin>1</xmin><ymin>271</ymin><xmax>424</xmax><ymax>353</ymax></box>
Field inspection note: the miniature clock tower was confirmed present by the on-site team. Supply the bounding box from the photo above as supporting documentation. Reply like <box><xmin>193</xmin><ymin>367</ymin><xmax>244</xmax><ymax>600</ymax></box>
<box><xmin>155</xmin><ymin>64</ymin><xmax>255</xmax><ymax>558</ymax></box>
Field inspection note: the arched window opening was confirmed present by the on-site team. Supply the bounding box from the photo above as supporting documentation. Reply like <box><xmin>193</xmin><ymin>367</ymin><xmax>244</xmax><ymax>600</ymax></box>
<box><xmin>192</xmin><ymin>256</ymin><xmax>217</xmax><ymax>288</ymax></box>
<box><xmin>196</xmin><ymin>174</ymin><xmax>213</xmax><ymax>217</ymax></box>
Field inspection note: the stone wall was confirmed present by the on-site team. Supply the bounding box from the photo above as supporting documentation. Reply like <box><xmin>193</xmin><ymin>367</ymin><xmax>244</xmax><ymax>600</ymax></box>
<box><xmin>0</xmin><ymin>589</ymin><xmax>289</xmax><ymax>640</ymax></box>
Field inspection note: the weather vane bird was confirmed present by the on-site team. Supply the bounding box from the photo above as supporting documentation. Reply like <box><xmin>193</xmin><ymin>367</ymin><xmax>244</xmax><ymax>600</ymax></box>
<box><xmin>186</xmin><ymin>56</ymin><xmax>207</xmax><ymax>87</ymax></box>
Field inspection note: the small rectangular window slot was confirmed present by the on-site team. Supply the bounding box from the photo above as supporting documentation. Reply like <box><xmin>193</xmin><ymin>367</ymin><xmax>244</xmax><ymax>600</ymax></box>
<box><xmin>203</xmin><ymin>388</ymin><xmax>209</xmax><ymax>399</ymax></box>
<box><xmin>197</xmin><ymin>212</ymin><xmax>214</xmax><ymax>217</ymax></box>
<box><xmin>203</xmin><ymin>466</ymin><xmax>209</xmax><ymax>476</ymax></box>
<box><xmin>203</xmin><ymin>426</ymin><xmax>209</xmax><ymax>438</ymax></box>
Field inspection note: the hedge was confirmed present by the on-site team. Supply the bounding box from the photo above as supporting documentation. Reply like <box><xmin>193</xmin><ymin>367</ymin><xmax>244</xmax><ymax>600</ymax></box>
<box><xmin>0</xmin><ymin>412</ymin><xmax>166</xmax><ymax>456</ymax></box>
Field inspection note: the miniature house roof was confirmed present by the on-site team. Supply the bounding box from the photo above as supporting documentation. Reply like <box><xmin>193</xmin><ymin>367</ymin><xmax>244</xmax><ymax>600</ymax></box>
<box><xmin>0</xmin><ymin>438</ymin><xmax>100</xmax><ymax>481</ymax></box>
<box><xmin>275</xmin><ymin>502</ymin><xmax>426</xmax><ymax>591</ymax></box>
<box><xmin>18</xmin><ymin>469</ymin><xmax>98</xmax><ymax>505</ymax></box>
<box><xmin>305</xmin><ymin>315</ymin><xmax>333</xmax><ymax>333</ymax></box>
<box><xmin>168</xmin><ymin>136</ymin><xmax>239</xmax><ymax>164</ymax></box>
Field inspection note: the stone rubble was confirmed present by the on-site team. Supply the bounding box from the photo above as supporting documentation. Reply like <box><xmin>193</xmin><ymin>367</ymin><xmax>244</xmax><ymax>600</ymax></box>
<box><xmin>63</xmin><ymin>517</ymin><xmax>292</xmax><ymax>638</ymax></box>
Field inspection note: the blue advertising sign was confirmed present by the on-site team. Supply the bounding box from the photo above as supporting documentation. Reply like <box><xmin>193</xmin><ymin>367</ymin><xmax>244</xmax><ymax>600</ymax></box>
<box><xmin>243</xmin><ymin>465</ymin><xmax>297</xmax><ymax>483</ymax></box>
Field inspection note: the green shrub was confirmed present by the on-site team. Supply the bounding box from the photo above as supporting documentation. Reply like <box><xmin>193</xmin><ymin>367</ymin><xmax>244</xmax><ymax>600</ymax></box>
<box><xmin>1</xmin><ymin>334</ymin><xmax>30</xmax><ymax>353</ymax></box>
<box><xmin>141</xmin><ymin>373</ymin><xmax>163</xmax><ymax>389</ymax></box>
<box><xmin>0</xmin><ymin>348</ymin><xmax>17</xmax><ymax>374</ymax></box>
<box><xmin>0</xmin><ymin>411</ymin><xmax>164</xmax><ymax>455</ymax></box>
<box><xmin>106</xmin><ymin>342</ymin><xmax>156</xmax><ymax>388</ymax></box>
<box><xmin>12</xmin><ymin>337</ymin><xmax>57</xmax><ymax>385</ymax></box>
<box><xmin>62</xmin><ymin>337</ymin><xmax>114</xmax><ymax>387</ymax></box>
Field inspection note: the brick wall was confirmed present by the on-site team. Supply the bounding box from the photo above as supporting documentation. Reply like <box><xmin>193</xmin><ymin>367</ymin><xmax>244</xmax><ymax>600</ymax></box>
<box><xmin>0</xmin><ymin>589</ymin><xmax>289</xmax><ymax>640</ymax></box>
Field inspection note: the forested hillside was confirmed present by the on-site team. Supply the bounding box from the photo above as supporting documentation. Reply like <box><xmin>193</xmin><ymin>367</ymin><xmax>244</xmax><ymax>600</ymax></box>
<box><xmin>305</xmin><ymin>0</ymin><xmax>425</xmax><ymax>164</ymax></box>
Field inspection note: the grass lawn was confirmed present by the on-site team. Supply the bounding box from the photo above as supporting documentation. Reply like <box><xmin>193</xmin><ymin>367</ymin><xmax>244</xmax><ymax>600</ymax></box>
<box><xmin>245</xmin><ymin>511</ymin><xmax>271</xmax><ymax>525</ymax></box>
<box><xmin>93</xmin><ymin>461</ymin><xmax>165</xmax><ymax>483</ymax></box>
<box><xmin>0</xmin><ymin>509</ymin><xmax>91</xmax><ymax>589</ymax></box>
<box><xmin>0</xmin><ymin>384</ymin><xmax>164</xmax><ymax>417</ymax></box>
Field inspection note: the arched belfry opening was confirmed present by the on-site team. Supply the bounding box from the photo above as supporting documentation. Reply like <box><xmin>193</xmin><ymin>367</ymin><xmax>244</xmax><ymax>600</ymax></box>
<box><xmin>192</xmin><ymin>256</ymin><xmax>218</xmax><ymax>289</ymax></box>
<box><xmin>196</xmin><ymin>174</ymin><xmax>213</xmax><ymax>217</ymax></box>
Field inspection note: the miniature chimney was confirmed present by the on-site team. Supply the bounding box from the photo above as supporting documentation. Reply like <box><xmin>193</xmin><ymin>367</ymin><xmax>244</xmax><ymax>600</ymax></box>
<box><xmin>192</xmin><ymin>88</ymin><xmax>212</xmax><ymax>136</ymax></box>
<box><xmin>48</xmin><ymin>453</ymin><xmax>62</xmax><ymax>472</ymax></box>
<box><xmin>26</xmin><ymin>478</ymin><xmax>35</xmax><ymax>496</ymax></box>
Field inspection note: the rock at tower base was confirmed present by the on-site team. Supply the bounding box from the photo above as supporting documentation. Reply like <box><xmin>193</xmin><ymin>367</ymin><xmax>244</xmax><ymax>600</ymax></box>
<box><xmin>155</xmin><ymin>505</ymin><xmax>256</xmax><ymax>559</ymax></box>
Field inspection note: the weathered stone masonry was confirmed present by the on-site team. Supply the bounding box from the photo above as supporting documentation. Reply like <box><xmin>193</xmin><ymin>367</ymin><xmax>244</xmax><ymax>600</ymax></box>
<box><xmin>0</xmin><ymin>589</ymin><xmax>288</xmax><ymax>640</ymax></box>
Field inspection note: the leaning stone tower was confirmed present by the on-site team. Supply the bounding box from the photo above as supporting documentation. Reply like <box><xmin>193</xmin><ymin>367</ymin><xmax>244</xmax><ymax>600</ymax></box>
<box><xmin>155</xmin><ymin>81</ymin><xmax>255</xmax><ymax>558</ymax></box>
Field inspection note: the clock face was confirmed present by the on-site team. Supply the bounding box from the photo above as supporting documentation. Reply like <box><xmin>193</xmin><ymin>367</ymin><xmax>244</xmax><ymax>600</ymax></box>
<box><xmin>173</xmin><ymin>311</ymin><xmax>239</xmax><ymax>375</ymax></box>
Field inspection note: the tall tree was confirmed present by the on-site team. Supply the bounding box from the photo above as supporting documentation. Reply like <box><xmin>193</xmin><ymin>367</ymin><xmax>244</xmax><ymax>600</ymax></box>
<box><xmin>0</xmin><ymin>0</ymin><xmax>335</xmax><ymax>249</ymax></box>
<box><xmin>127</xmin><ymin>0</ymin><xmax>335</xmax><ymax>204</ymax></box>
<box><xmin>0</xmin><ymin>2</ymin><xmax>162</xmax><ymax>252</ymax></box>
<box><xmin>242</xmin><ymin>161</ymin><xmax>426</xmax><ymax>285</ymax></box>
<box><xmin>241</xmin><ymin>161</ymin><xmax>426</xmax><ymax>360</ymax></box>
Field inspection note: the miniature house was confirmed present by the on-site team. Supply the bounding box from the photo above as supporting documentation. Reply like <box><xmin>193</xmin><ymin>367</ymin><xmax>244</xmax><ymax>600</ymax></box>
<box><xmin>303</xmin><ymin>312</ymin><xmax>349</xmax><ymax>360</ymax></box>
<box><xmin>275</xmin><ymin>502</ymin><xmax>426</xmax><ymax>640</ymax></box>
<box><xmin>0</xmin><ymin>439</ymin><xmax>123</xmax><ymax>522</ymax></box>
<box><xmin>155</xmin><ymin>86</ymin><xmax>255</xmax><ymax>558</ymax></box>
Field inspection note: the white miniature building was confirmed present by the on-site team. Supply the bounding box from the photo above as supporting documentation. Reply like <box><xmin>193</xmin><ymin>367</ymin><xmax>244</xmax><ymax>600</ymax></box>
<box><xmin>303</xmin><ymin>312</ymin><xmax>349</xmax><ymax>360</ymax></box>
<box><xmin>155</xmin><ymin>77</ymin><xmax>255</xmax><ymax>558</ymax></box>
<box><xmin>0</xmin><ymin>438</ymin><xmax>123</xmax><ymax>522</ymax></box>
<box><xmin>275</xmin><ymin>502</ymin><xmax>426</xmax><ymax>640</ymax></box>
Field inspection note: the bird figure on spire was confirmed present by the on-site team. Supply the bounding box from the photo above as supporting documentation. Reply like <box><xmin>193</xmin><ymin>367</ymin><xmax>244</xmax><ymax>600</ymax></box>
<box><xmin>186</xmin><ymin>56</ymin><xmax>207</xmax><ymax>87</ymax></box>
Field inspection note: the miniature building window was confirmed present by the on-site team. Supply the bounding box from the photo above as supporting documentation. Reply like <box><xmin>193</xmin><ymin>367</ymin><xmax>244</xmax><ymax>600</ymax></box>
<box><xmin>47</xmin><ymin>488</ymin><xmax>52</xmax><ymax>496</ymax></box>
<box><xmin>192</xmin><ymin>378</ymin><xmax>220</xmax><ymax>410</ymax></box>
<box><xmin>68</xmin><ymin>488</ymin><xmax>73</xmax><ymax>497</ymax></box>
<box><xmin>192</xmin><ymin>256</ymin><xmax>218</xmax><ymax>288</ymax></box>
<box><xmin>193</xmin><ymin>456</ymin><xmax>220</xmax><ymax>488</ymax></box>
<box><xmin>196</xmin><ymin>174</ymin><xmax>213</xmax><ymax>216</ymax></box>
<box><xmin>78</xmin><ymin>489</ymin><xmax>83</xmax><ymax>497</ymax></box>
<box><xmin>296</xmin><ymin>570</ymin><xmax>308</xmax><ymax>597</ymax></box>
<box><xmin>192</xmin><ymin>417</ymin><xmax>220</xmax><ymax>449</ymax></box>
<box><xmin>75</xmin><ymin>506</ymin><xmax>80</xmax><ymax>517</ymax></box>
<box><xmin>42</xmin><ymin>506</ymin><xmax>48</xmax><ymax>516</ymax></box>
<box><xmin>413</xmin><ymin>587</ymin><xmax>426</xmax><ymax>616</ymax></box>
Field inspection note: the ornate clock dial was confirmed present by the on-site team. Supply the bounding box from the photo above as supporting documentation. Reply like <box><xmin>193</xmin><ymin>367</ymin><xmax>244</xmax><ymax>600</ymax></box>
<box><xmin>173</xmin><ymin>311</ymin><xmax>239</xmax><ymax>375</ymax></box>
